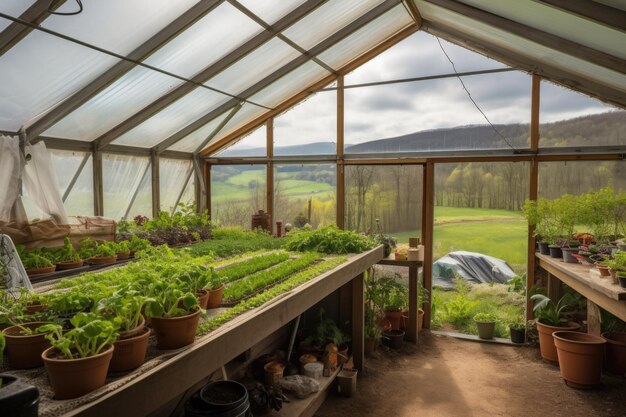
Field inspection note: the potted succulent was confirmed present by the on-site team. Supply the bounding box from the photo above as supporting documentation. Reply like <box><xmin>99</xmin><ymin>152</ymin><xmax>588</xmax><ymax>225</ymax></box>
<box><xmin>530</xmin><ymin>292</ymin><xmax>580</xmax><ymax>363</ymax></box>
<box><xmin>98</xmin><ymin>291</ymin><xmax>151</xmax><ymax>372</ymax></box>
<box><xmin>474</xmin><ymin>312</ymin><xmax>496</xmax><ymax>340</ymax></box>
<box><xmin>144</xmin><ymin>281</ymin><xmax>200</xmax><ymax>349</ymax></box>
<box><xmin>39</xmin><ymin>313</ymin><xmax>118</xmax><ymax>399</ymax></box>
<box><xmin>509</xmin><ymin>322</ymin><xmax>526</xmax><ymax>344</ymax></box>
<box><xmin>54</xmin><ymin>237</ymin><xmax>84</xmax><ymax>270</ymax></box>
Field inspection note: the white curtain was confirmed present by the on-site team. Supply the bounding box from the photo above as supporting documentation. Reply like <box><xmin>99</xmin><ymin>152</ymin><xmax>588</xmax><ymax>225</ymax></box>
<box><xmin>0</xmin><ymin>135</ymin><xmax>27</xmax><ymax>223</ymax></box>
<box><xmin>22</xmin><ymin>142</ymin><xmax>69</xmax><ymax>224</ymax></box>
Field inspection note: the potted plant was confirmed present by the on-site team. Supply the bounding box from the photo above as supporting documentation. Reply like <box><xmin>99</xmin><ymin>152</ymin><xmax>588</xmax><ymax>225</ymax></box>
<box><xmin>98</xmin><ymin>291</ymin><xmax>151</xmax><ymax>372</ymax></box>
<box><xmin>39</xmin><ymin>313</ymin><xmax>118</xmax><ymax>399</ymax></box>
<box><xmin>18</xmin><ymin>248</ymin><xmax>56</xmax><ymax>277</ymax></box>
<box><xmin>79</xmin><ymin>239</ymin><xmax>117</xmax><ymax>265</ymax></box>
<box><xmin>204</xmin><ymin>273</ymin><xmax>225</xmax><ymax>309</ymax></box>
<box><xmin>364</xmin><ymin>306</ymin><xmax>381</xmax><ymax>356</ymax></box>
<box><xmin>126</xmin><ymin>235</ymin><xmax>151</xmax><ymax>257</ymax></box>
<box><xmin>1</xmin><ymin>302</ymin><xmax>53</xmax><ymax>369</ymax></box>
<box><xmin>144</xmin><ymin>281</ymin><xmax>200</xmax><ymax>349</ymax></box>
<box><xmin>54</xmin><ymin>237</ymin><xmax>83</xmax><ymax>270</ymax></box>
<box><xmin>561</xmin><ymin>240</ymin><xmax>580</xmax><ymax>264</ymax></box>
<box><xmin>604</xmin><ymin>252</ymin><xmax>626</xmax><ymax>284</ymax></box>
<box><xmin>176</xmin><ymin>265</ymin><xmax>217</xmax><ymax>309</ymax></box>
<box><xmin>509</xmin><ymin>322</ymin><xmax>526</xmax><ymax>344</ymax></box>
<box><xmin>474</xmin><ymin>312</ymin><xmax>496</xmax><ymax>339</ymax></box>
<box><xmin>530</xmin><ymin>292</ymin><xmax>580</xmax><ymax>363</ymax></box>
<box><xmin>114</xmin><ymin>240</ymin><xmax>131</xmax><ymax>260</ymax></box>
<box><xmin>374</xmin><ymin>219</ymin><xmax>396</xmax><ymax>258</ymax></box>
<box><xmin>304</xmin><ymin>309</ymin><xmax>349</xmax><ymax>366</ymax></box>
<box><xmin>553</xmin><ymin>331</ymin><xmax>606</xmax><ymax>388</ymax></box>
<box><xmin>602</xmin><ymin>332</ymin><xmax>626</xmax><ymax>376</ymax></box>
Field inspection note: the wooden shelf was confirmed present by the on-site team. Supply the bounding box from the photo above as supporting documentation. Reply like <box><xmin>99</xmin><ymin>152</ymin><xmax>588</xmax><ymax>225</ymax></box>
<box><xmin>274</xmin><ymin>366</ymin><xmax>342</xmax><ymax>417</ymax></box>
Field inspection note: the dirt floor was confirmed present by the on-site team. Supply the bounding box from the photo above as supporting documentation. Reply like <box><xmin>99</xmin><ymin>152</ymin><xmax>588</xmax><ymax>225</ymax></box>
<box><xmin>315</xmin><ymin>332</ymin><xmax>626</xmax><ymax>417</ymax></box>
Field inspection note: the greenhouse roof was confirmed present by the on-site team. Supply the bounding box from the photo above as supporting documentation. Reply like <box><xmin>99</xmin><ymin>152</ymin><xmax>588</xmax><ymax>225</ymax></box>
<box><xmin>0</xmin><ymin>0</ymin><xmax>624</xmax><ymax>159</ymax></box>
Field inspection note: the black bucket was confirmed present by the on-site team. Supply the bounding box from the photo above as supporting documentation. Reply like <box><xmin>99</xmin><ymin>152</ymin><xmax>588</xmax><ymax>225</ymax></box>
<box><xmin>0</xmin><ymin>375</ymin><xmax>39</xmax><ymax>417</ymax></box>
<box><xmin>185</xmin><ymin>380</ymin><xmax>250</xmax><ymax>417</ymax></box>
<box><xmin>548</xmin><ymin>245</ymin><xmax>562</xmax><ymax>259</ymax></box>
<box><xmin>382</xmin><ymin>329</ymin><xmax>405</xmax><ymax>350</ymax></box>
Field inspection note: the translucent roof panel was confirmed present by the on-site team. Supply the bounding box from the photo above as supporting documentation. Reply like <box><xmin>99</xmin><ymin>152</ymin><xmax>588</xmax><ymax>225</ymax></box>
<box><xmin>142</xmin><ymin>2</ymin><xmax>263</xmax><ymax>78</ymax></box>
<box><xmin>458</xmin><ymin>0</ymin><xmax>626</xmax><ymax>59</ymax></box>
<box><xmin>205</xmin><ymin>38</ymin><xmax>301</xmax><ymax>97</ymax></box>
<box><xmin>41</xmin><ymin>0</ymin><xmax>201</xmax><ymax>57</ymax></box>
<box><xmin>0</xmin><ymin>31</ymin><xmax>119</xmax><ymax>131</ymax></box>
<box><xmin>0</xmin><ymin>0</ymin><xmax>36</xmax><ymax>32</ymax></box>
<box><xmin>283</xmin><ymin>0</ymin><xmax>384</xmax><ymax>50</ymax></box>
<box><xmin>113</xmin><ymin>87</ymin><xmax>232</xmax><ymax>148</ymax></box>
<box><xmin>249</xmin><ymin>61</ymin><xmax>331</xmax><ymax>108</ymax></box>
<box><xmin>318</xmin><ymin>4</ymin><xmax>413</xmax><ymax>71</ymax></box>
<box><xmin>207</xmin><ymin>104</ymin><xmax>267</xmax><ymax>152</ymax></box>
<box><xmin>168</xmin><ymin>112</ymin><xmax>230</xmax><ymax>153</ymax></box>
<box><xmin>216</xmin><ymin>125</ymin><xmax>266</xmax><ymax>157</ymax></box>
<box><xmin>237</xmin><ymin>0</ymin><xmax>308</xmax><ymax>25</ymax></box>
<box><xmin>44</xmin><ymin>68</ymin><xmax>181</xmax><ymax>141</ymax></box>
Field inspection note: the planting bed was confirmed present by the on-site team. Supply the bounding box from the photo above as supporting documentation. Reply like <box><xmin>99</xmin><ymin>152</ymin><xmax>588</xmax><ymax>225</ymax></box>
<box><xmin>1</xmin><ymin>243</ymin><xmax>383</xmax><ymax>417</ymax></box>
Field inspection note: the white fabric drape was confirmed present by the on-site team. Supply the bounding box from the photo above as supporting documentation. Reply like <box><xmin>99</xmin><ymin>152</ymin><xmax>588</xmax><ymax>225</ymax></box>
<box><xmin>0</xmin><ymin>135</ymin><xmax>28</xmax><ymax>224</ymax></box>
<box><xmin>23</xmin><ymin>142</ymin><xmax>69</xmax><ymax>224</ymax></box>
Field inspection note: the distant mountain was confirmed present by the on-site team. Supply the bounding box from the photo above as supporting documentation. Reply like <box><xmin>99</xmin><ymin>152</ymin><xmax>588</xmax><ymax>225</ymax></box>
<box><xmin>217</xmin><ymin>111</ymin><xmax>625</xmax><ymax>156</ymax></box>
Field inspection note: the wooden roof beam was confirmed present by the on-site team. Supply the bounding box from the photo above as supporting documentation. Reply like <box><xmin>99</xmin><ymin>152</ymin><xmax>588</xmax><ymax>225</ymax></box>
<box><xmin>539</xmin><ymin>0</ymin><xmax>626</xmax><ymax>31</ymax></box>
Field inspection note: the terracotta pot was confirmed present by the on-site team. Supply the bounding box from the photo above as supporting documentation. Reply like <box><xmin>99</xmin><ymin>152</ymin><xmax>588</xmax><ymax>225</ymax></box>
<box><xmin>536</xmin><ymin>321</ymin><xmax>580</xmax><ymax>363</ymax></box>
<box><xmin>89</xmin><ymin>255</ymin><xmax>117</xmax><ymax>265</ymax></box>
<box><xmin>602</xmin><ymin>332</ymin><xmax>626</xmax><ymax>375</ymax></box>
<box><xmin>400</xmin><ymin>311</ymin><xmax>408</xmax><ymax>331</ymax></box>
<box><xmin>116</xmin><ymin>252</ymin><xmax>130</xmax><ymax>260</ymax></box>
<box><xmin>197</xmin><ymin>289</ymin><xmax>210</xmax><ymax>310</ymax></box>
<box><xmin>3</xmin><ymin>322</ymin><xmax>51</xmax><ymax>368</ymax></box>
<box><xmin>25</xmin><ymin>303</ymin><xmax>47</xmax><ymax>314</ymax></box>
<box><xmin>25</xmin><ymin>265</ymin><xmax>56</xmax><ymax>276</ymax></box>
<box><xmin>553</xmin><ymin>331</ymin><xmax>606</xmax><ymax>387</ymax></box>
<box><xmin>42</xmin><ymin>345</ymin><xmax>114</xmax><ymax>400</ymax></box>
<box><xmin>151</xmin><ymin>309</ymin><xmax>200</xmax><ymax>349</ymax></box>
<box><xmin>264</xmin><ymin>360</ymin><xmax>285</xmax><ymax>386</ymax></box>
<box><xmin>117</xmin><ymin>316</ymin><xmax>146</xmax><ymax>339</ymax></box>
<box><xmin>418</xmin><ymin>308</ymin><xmax>425</xmax><ymax>332</ymax></box>
<box><xmin>55</xmin><ymin>260</ymin><xmax>84</xmax><ymax>270</ymax></box>
<box><xmin>596</xmin><ymin>265</ymin><xmax>611</xmax><ymax>277</ymax></box>
<box><xmin>376</xmin><ymin>318</ymin><xmax>392</xmax><ymax>332</ymax></box>
<box><xmin>109</xmin><ymin>327</ymin><xmax>150</xmax><ymax>372</ymax></box>
<box><xmin>206</xmin><ymin>284</ymin><xmax>224</xmax><ymax>309</ymax></box>
<box><xmin>364</xmin><ymin>337</ymin><xmax>378</xmax><ymax>356</ymax></box>
<box><xmin>384</xmin><ymin>310</ymin><xmax>403</xmax><ymax>330</ymax></box>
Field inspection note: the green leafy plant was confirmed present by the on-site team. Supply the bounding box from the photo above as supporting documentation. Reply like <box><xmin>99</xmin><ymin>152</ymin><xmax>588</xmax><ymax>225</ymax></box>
<box><xmin>509</xmin><ymin>322</ymin><xmax>526</xmax><ymax>331</ymax></box>
<box><xmin>217</xmin><ymin>252</ymin><xmax>289</xmax><ymax>284</ymax></box>
<box><xmin>127</xmin><ymin>235</ymin><xmax>151</xmax><ymax>252</ymax></box>
<box><xmin>143</xmin><ymin>281</ymin><xmax>199</xmax><ymax>318</ymax></box>
<box><xmin>54</xmin><ymin>237</ymin><xmax>82</xmax><ymax>263</ymax></box>
<box><xmin>473</xmin><ymin>312</ymin><xmax>496</xmax><ymax>323</ymax></box>
<box><xmin>306</xmin><ymin>308</ymin><xmax>350</xmax><ymax>347</ymax></box>
<box><xmin>530</xmin><ymin>292</ymin><xmax>579</xmax><ymax>326</ymax></box>
<box><xmin>38</xmin><ymin>313</ymin><xmax>118</xmax><ymax>359</ymax></box>
<box><xmin>115</xmin><ymin>240</ymin><xmax>130</xmax><ymax>255</ymax></box>
<box><xmin>175</xmin><ymin>264</ymin><xmax>219</xmax><ymax>295</ymax></box>
<box><xmin>97</xmin><ymin>288</ymin><xmax>151</xmax><ymax>332</ymax></box>
<box><xmin>17</xmin><ymin>245</ymin><xmax>54</xmax><ymax>269</ymax></box>
<box><xmin>284</xmin><ymin>225</ymin><xmax>375</xmax><ymax>254</ymax></box>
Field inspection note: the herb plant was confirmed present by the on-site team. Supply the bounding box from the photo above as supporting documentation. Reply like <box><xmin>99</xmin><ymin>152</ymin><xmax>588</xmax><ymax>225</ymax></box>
<box><xmin>284</xmin><ymin>225</ymin><xmax>375</xmax><ymax>254</ymax></box>
<box><xmin>54</xmin><ymin>237</ymin><xmax>82</xmax><ymax>263</ymax></box>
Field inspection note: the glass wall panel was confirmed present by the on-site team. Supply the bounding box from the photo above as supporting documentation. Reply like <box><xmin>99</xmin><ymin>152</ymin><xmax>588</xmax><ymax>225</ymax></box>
<box><xmin>274</xmin><ymin>164</ymin><xmax>336</xmax><ymax>228</ymax></box>
<box><xmin>344</xmin><ymin>71</ymin><xmax>531</xmax><ymax>152</ymax></box>
<box><xmin>102</xmin><ymin>154</ymin><xmax>149</xmax><ymax>220</ymax></box>
<box><xmin>127</xmin><ymin>168</ymin><xmax>153</xmax><ymax>220</ymax></box>
<box><xmin>538</xmin><ymin>161</ymin><xmax>626</xmax><ymax>199</ymax></box>
<box><xmin>0</xmin><ymin>0</ymin><xmax>36</xmax><ymax>31</ymax></box>
<box><xmin>539</xmin><ymin>82</ymin><xmax>626</xmax><ymax>148</ymax></box>
<box><xmin>318</xmin><ymin>5</ymin><xmax>412</xmax><ymax>71</ymax></box>
<box><xmin>283</xmin><ymin>0</ymin><xmax>383</xmax><ymax>50</ymax></box>
<box><xmin>211</xmin><ymin>165</ymin><xmax>266</xmax><ymax>228</ymax></box>
<box><xmin>160</xmin><ymin>158</ymin><xmax>194</xmax><ymax>212</ymax></box>
<box><xmin>50</xmin><ymin>150</ymin><xmax>93</xmax><ymax>216</ymax></box>
<box><xmin>274</xmin><ymin>90</ymin><xmax>336</xmax><ymax>155</ymax></box>
<box><xmin>113</xmin><ymin>87</ymin><xmax>231</xmax><ymax>148</ymax></box>
<box><xmin>217</xmin><ymin>126</ymin><xmax>266</xmax><ymax>157</ymax></box>
<box><xmin>345</xmin><ymin>165</ymin><xmax>422</xmax><ymax>243</ymax></box>
<box><xmin>238</xmin><ymin>0</ymin><xmax>307</xmax><ymax>25</ymax></box>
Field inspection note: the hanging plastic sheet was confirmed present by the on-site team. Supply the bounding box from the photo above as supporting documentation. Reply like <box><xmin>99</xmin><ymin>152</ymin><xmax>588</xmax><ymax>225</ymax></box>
<box><xmin>0</xmin><ymin>135</ymin><xmax>25</xmax><ymax>223</ymax></box>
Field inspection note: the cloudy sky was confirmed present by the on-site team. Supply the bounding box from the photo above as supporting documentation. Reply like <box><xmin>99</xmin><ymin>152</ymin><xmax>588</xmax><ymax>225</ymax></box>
<box><xmin>240</xmin><ymin>31</ymin><xmax>617</xmax><ymax>150</ymax></box>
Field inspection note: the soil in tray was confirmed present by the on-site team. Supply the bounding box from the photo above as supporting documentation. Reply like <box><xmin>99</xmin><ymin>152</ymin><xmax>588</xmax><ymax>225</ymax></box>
<box><xmin>220</xmin><ymin>259</ymin><xmax>322</xmax><ymax>307</ymax></box>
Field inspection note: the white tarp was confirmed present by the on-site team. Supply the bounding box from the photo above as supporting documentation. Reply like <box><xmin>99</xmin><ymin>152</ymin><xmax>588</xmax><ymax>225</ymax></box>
<box><xmin>432</xmin><ymin>250</ymin><xmax>517</xmax><ymax>289</ymax></box>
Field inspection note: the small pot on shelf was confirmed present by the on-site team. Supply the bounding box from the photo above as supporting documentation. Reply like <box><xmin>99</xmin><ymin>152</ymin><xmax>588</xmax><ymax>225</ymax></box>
<box><xmin>89</xmin><ymin>255</ymin><xmax>118</xmax><ymax>265</ymax></box>
<box><xmin>561</xmin><ymin>247</ymin><xmax>579</xmax><ymax>264</ymax></box>
<box><xmin>509</xmin><ymin>324</ymin><xmax>526</xmax><ymax>344</ymax></box>
<box><xmin>548</xmin><ymin>245</ymin><xmax>562</xmax><ymax>259</ymax></box>
<box><xmin>3</xmin><ymin>322</ymin><xmax>51</xmax><ymax>369</ymax></box>
<box><xmin>25</xmin><ymin>266</ymin><xmax>56</xmax><ymax>277</ymax></box>
<box><xmin>538</xmin><ymin>242</ymin><xmax>550</xmax><ymax>255</ymax></box>
<box><xmin>55</xmin><ymin>259</ymin><xmax>84</xmax><ymax>270</ymax></box>
<box><xmin>596</xmin><ymin>265</ymin><xmax>611</xmax><ymax>277</ymax></box>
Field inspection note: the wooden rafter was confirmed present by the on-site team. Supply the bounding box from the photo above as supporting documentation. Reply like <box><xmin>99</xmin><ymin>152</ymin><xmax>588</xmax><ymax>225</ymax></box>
<box><xmin>539</xmin><ymin>0</ymin><xmax>626</xmax><ymax>31</ymax></box>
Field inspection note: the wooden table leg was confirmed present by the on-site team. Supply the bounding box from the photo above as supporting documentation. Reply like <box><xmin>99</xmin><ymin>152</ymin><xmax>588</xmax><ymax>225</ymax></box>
<box><xmin>587</xmin><ymin>300</ymin><xmax>601</xmax><ymax>336</ymax></box>
<box><xmin>407</xmin><ymin>264</ymin><xmax>418</xmax><ymax>343</ymax></box>
<box><xmin>351</xmin><ymin>273</ymin><xmax>364</xmax><ymax>371</ymax></box>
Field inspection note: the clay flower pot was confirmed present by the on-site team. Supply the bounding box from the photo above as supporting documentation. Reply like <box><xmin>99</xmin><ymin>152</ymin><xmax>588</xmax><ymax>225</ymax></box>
<box><xmin>197</xmin><ymin>289</ymin><xmax>210</xmax><ymax>310</ymax></box>
<box><xmin>553</xmin><ymin>331</ymin><xmax>606</xmax><ymax>388</ymax></box>
<box><xmin>536</xmin><ymin>321</ymin><xmax>580</xmax><ymax>363</ymax></box>
<box><xmin>89</xmin><ymin>255</ymin><xmax>118</xmax><ymax>265</ymax></box>
<box><xmin>151</xmin><ymin>309</ymin><xmax>200</xmax><ymax>349</ymax></box>
<box><xmin>3</xmin><ymin>322</ymin><xmax>51</xmax><ymax>368</ymax></box>
<box><xmin>55</xmin><ymin>260</ymin><xmax>84</xmax><ymax>270</ymax></box>
<box><xmin>42</xmin><ymin>344</ymin><xmax>114</xmax><ymax>400</ymax></box>
<box><xmin>117</xmin><ymin>316</ymin><xmax>146</xmax><ymax>340</ymax></box>
<box><xmin>109</xmin><ymin>327</ymin><xmax>150</xmax><ymax>372</ymax></box>
<box><xmin>602</xmin><ymin>332</ymin><xmax>626</xmax><ymax>375</ymax></box>
<box><xmin>384</xmin><ymin>310</ymin><xmax>403</xmax><ymax>330</ymax></box>
<box><xmin>596</xmin><ymin>265</ymin><xmax>611</xmax><ymax>277</ymax></box>
<box><xmin>116</xmin><ymin>251</ymin><xmax>130</xmax><ymax>260</ymax></box>
<box><xmin>206</xmin><ymin>284</ymin><xmax>225</xmax><ymax>309</ymax></box>
<box><xmin>264</xmin><ymin>360</ymin><xmax>285</xmax><ymax>386</ymax></box>
<box><xmin>401</xmin><ymin>309</ymin><xmax>425</xmax><ymax>332</ymax></box>
<box><xmin>25</xmin><ymin>265</ymin><xmax>56</xmax><ymax>277</ymax></box>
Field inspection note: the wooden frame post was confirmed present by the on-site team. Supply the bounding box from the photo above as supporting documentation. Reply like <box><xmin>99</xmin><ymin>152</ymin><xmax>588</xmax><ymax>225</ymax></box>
<box><xmin>204</xmin><ymin>162</ymin><xmax>211</xmax><ymax>216</ymax></box>
<box><xmin>92</xmin><ymin>147</ymin><xmax>103</xmax><ymax>216</ymax></box>
<box><xmin>151</xmin><ymin>150</ymin><xmax>160</xmax><ymax>217</ymax></box>
<box><xmin>421</xmin><ymin>162</ymin><xmax>435</xmax><ymax>328</ymax></box>
<box><xmin>351</xmin><ymin>272</ymin><xmax>364</xmax><ymax>371</ymax></box>
<box><xmin>266</xmin><ymin>120</ymin><xmax>274</xmax><ymax>233</ymax></box>
<box><xmin>336</xmin><ymin>75</ymin><xmax>345</xmax><ymax>229</ymax></box>
<box><xmin>526</xmin><ymin>74</ymin><xmax>541</xmax><ymax>321</ymax></box>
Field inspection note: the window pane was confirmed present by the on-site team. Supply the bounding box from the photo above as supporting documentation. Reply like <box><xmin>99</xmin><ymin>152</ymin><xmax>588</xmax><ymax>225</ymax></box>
<box><xmin>238</xmin><ymin>0</ymin><xmax>307</xmax><ymax>25</ymax></box>
<box><xmin>538</xmin><ymin>161</ymin><xmax>626</xmax><ymax>198</ymax></box>
<box><xmin>49</xmin><ymin>149</ymin><xmax>93</xmax><ymax>216</ymax></box>
<box><xmin>0</xmin><ymin>0</ymin><xmax>36</xmax><ymax>31</ymax></box>
<box><xmin>207</xmin><ymin>104</ymin><xmax>267</xmax><ymax>152</ymax></box>
<box><xmin>274</xmin><ymin>164</ymin><xmax>336</xmax><ymax>228</ymax></box>
<box><xmin>113</xmin><ymin>87</ymin><xmax>231</xmax><ymax>148</ymax></box>
<box><xmin>539</xmin><ymin>82</ymin><xmax>626</xmax><ymax>148</ymax></box>
<box><xmin>345</xmin><ymin>165</ymin><xmax>422</xmax><ymax>243</ymax></box>
<box><xmin>160</xmin><ymin>158</ymin><xmax>193</xmax><ymax>212</ymax></box>
<box><xmin>345</xmin><ymin>71</ymin><xmax>531</xmax><ymax>152</ymax></box>
<box><xmin>168</xmin><ymin>112</ymin><xmax>230</xmax><ymax>153</ymax></box>
<box><xmin>274</xmin><ymin>90</ymin><xmax>336</xmax><ymax>155</ymax></box>
<box><xmin>102</xmin><ymin>154</ymin><xmax>149</xmax><ymax>220</ymax></box>
<box><xmin>211</xmin><ymin>165</ymin><xmax>266</xmax><ymax>228</ymax></box>
<box><xmin>283</xmin><ymin>0</ymin><xmax>384</xmax><ymax>50</ymax></box>
<box><xmin>217</xmin><ymin>126</ymin><xmax>266</xmax><ymax>157</ymax></box>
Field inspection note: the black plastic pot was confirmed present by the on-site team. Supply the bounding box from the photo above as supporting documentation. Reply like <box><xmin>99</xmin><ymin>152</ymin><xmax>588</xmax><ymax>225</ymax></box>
<box><xmin>0</xmin><ymin>375</ymin><xmax>39</xmax><ymax>417</ymax></box>
<box><xmin>548</xmin><ymin>245</ymin><xmax>562</xmax><ymax>259</ymax></box>
<box><xmin>382</xmin><ymin>329</ymin><xmax>405</xmax><ymax>350</ymax></box>
<box><xmin>538</xmin><ymin>242</ymin><xmax>550</xmax><ymax>255</ymax></box>
<box><xmin>509</xmin><ymin>327</ymin><xmax>526</xmax><ymax>344</ymax></box>
<box><xmin>193</xmin><ymin>380</ymin><xmax>250</xmax><ymax>417</ymax></box>
<box><xmin>619</xmin><ymin>276</ymin><xmax>626</xmax><ymax>289</ymax></box>
<box><xmin>561</xmin><ymin>248</ymin><xmax>579</xmax><ymax>264</ymax></box>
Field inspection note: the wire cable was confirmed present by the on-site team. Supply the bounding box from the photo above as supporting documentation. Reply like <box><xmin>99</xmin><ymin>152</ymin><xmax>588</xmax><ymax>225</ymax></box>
<box><xmin>49</xmin><ymin>0</ymin><xmax>83</xmax><ymax>16</ymax></box>
<box><xmin>436</xmin><ymin>37</ymin><xmax>519</xmax><ymax>153</ymax></box>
